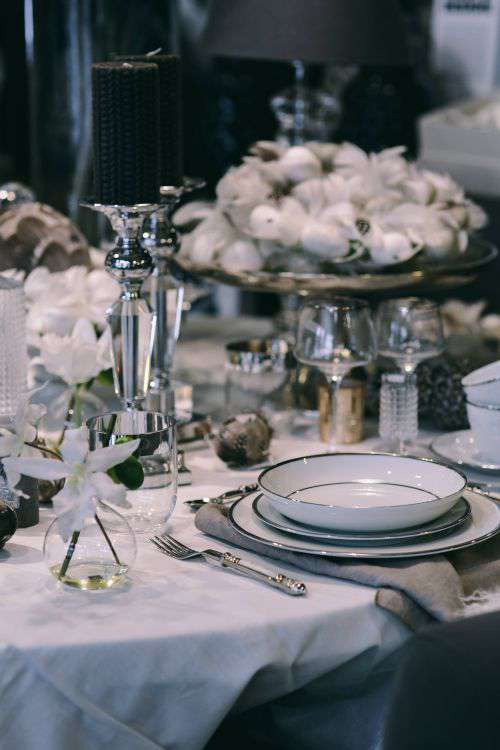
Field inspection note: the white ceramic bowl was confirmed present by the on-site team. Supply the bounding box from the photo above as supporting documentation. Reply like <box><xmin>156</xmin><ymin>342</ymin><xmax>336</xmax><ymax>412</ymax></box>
<box><xmin>462</xmin><ymin>361</ymin><xmax>500</xmax><ymax>405</ymax></box>
<box><xmin>466</xmin><ymin>399</ymin><xmax>500</xmax><ymax>464</ymax></box>
<box><xmin>258</xmin><ymin>453</ymin><xmax>466</xmax><ymax>532</ymax></box>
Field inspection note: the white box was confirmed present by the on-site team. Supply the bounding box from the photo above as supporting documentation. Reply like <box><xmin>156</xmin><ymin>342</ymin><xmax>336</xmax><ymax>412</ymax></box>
<box><xmin>419</xmin><ymin>98</ymin><xmax>500</xmax><ymax>197</ymax></box>
<box><xmin>432</xmin><ymin>0</ymin><xmax>500</xmax><ymax>98</ymax></box>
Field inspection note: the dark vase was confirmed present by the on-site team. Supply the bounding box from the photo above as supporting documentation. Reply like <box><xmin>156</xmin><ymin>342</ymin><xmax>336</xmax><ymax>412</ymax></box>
<box><xmin>0</xmin><ymin>500</ymin><xmax>17</xmax><ymax>550</ymax></box>
<box><xmin>15</xmin><ymin>475</ymin><xmax>40</xmax><ymax>528</ymax></box>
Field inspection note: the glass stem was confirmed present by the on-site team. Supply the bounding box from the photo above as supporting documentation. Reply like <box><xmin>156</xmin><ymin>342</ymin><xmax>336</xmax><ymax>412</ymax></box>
<box><xmin>401</xmin><ymin>364</ymin><xmax>418</xmax><ymax>454</ymax></box>
<box><xmin>329</xmin><ymin>375</ymin><xmax>342</xmax><ymax>448</ymax></box>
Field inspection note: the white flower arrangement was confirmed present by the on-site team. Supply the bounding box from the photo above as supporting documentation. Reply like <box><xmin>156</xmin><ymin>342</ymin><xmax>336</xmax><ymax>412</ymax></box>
<box><xmin>3</xmin><ymin>426</ymin><xmax>140</xmax><ymax>540</ymax></box>
<box><xmin>0</xmin><ymin>264</ymin><xmax>119</xmax><ymax>430</ymax></box>
<box><xmin>177</xmin><ymin>141</ymin><xmax>487</xmax><ymax>274</ymax></box>
<box><xmin>441</xmin><ymin>298</ymin><xmax>500</xmax><ymax>342</ymax></box>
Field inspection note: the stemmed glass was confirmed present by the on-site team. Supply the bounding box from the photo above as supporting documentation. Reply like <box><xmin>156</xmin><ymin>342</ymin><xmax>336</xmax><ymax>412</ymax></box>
<box><xmin>376</xmin><ymin>297</ymin><xmax>444</xmax><ymax>450</ymax></box>
<box><xmin>295</xmin><ymin>298</ymin><xmax>377</xmax><ymax>448</ymax></box>
<box><xmin>376</xmin><ymin>297</ymin><xmax>444</xmax><ymax>376</ymax></box>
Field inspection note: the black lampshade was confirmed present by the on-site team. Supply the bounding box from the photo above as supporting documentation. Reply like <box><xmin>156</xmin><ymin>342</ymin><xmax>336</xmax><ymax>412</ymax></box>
<box><xmin>203</xmin><ymin>0</ymin><xmax>409</xmax><ymax>65</ymax></box>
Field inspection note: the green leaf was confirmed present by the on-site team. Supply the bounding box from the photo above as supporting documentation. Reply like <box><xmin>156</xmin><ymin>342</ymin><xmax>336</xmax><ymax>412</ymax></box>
<box><xmin>107</xmin><ymin>455</ymin><xmax>144</xmax><ymax>490</ymax></box>
<box><xmin>97</xmin><ymin>368</ymin><xmax>114</xmax><ymax>387</ymax></box>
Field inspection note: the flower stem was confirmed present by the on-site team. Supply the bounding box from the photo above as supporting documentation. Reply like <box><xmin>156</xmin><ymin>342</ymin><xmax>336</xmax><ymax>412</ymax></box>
<box><xmin>94</xmin><ymin>512</ymin><xmax>121</xmax><ymax>565</ymax></box>
<box><xmin>73</xmin><ymin>386</ymin><xmax>83</xmax><ymax>427</ymax></box>
<box><xmin>24</xmin><ymin>441</ymin><xmax>62</xmax><ymax>461</ymax></box>
<box><xmin>58</xmin><ymin>530</ymin><xmax>80</xmax><ymax>579</ymax></box>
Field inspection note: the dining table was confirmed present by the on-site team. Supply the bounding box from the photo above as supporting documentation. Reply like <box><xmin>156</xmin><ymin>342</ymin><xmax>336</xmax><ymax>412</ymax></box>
<box><xmin>0</xmin><ymin>315</ymin><xmax>487</xmax><ymax>750</ymax></box>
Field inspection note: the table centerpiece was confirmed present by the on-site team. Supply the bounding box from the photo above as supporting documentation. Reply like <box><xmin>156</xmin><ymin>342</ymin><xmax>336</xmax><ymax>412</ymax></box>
<box><xmin>177</xmin><ymin>141</ymin><xmax>496</xmax><ymax>295</ymax></box>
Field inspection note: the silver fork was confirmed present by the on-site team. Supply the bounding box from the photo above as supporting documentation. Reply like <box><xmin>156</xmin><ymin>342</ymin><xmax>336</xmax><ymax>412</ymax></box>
<box><xmin>150</xmin><ymin>533</ymin><xmax>307</xmax><ymax>596</ymax></box>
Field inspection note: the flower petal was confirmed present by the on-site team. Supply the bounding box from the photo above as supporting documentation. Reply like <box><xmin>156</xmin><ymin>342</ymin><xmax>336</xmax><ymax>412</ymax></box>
<box><xmin>91</xmin><ymin>472</ymin><xmax>131</xmax><ymax>508</ymax></box>
<box><xmin>53</xmin><ymin>482</ymin><xmax>97</xmax><ymax>539</ymax></box>
<box><xmin>2</xmin><ymin>456</ymin><xmax>70</xmax><ymax>480</ymax></box>
<box><xmin>60</xmin><ymin>427</ymin><xmax>90</xmax><ymax>466</ymax></box>
<box><xmin>87</xmin><ymin>438</ymin><xmax>141</xmax><ymax>473</ymax></box>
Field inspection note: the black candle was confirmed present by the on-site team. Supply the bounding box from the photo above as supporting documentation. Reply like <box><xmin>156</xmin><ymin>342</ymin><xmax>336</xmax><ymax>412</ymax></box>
<box><xmin>92</xmin><ymin>62</ymin><xmax>160</xmax><ymax>205</ymax></box>
<box><xmin>114</xmin><ymin>54</ymin><xmax>183</xmax><ymax>187</ymax></box>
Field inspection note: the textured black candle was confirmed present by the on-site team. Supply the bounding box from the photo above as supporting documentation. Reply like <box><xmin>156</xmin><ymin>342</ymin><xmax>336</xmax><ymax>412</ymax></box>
<box><xmin>114</xmin><ymin>54</ymin><xmax>183</xmax><ymax>187</ymax></box>
<box><xmin>92</xmin><ymin>62</ymin><xmax>160</xmax><ymax>205</ymax></box>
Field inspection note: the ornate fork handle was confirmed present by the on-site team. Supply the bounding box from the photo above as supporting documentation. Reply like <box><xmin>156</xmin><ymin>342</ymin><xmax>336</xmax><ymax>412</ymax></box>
<box><xmin>203</xmin><ymin>549</ymin><xmax>307</xmax><ymax>596</ymax></box>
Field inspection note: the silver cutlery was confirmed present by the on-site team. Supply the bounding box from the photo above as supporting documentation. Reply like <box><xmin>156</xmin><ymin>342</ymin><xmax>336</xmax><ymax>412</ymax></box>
<box><xmin>150</xmin><ymin>533</ymin><xmax>307</xmax><ymax>596</ymax></box>
<box><xmin>184</xmin><ymin>483</ymin><xmax>258</xmax><ymax>510</ymax></box>
<box><xmin>469</xmin><ymin>481</ymin><xmax>500</xmax><ymax>495</ymax></box>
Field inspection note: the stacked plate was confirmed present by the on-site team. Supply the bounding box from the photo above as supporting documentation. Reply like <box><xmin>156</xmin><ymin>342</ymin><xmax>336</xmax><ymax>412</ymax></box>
<box><xmin>228</xmin><ymin>453</ymin><xmax>500</xmax><ymax>559</ymax></box>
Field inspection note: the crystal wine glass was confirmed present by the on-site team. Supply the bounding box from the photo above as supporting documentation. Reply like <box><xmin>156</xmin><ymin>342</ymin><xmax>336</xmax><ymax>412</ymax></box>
<box><xmin>376</xmin><ymin>297</ymin><xmax>444</xmax><ymax>451</ymax></box>
<box><xmin>376</xmin><ymin>297</ymin><xmax>444</xmax><ymax>376</ymax></box>
<box><xmin>295</xmin><ymin>298</ymin><xmax>377</xmax><ymax>448</ymax></box>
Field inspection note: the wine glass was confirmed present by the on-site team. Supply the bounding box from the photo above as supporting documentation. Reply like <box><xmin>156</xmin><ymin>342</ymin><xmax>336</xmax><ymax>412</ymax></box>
<box><xmin>376</xmin><ymin>297</ymin><xmax>444</xmax><ymax>451</ymax></box>
<box><xmin>295</xmin><ymin>298</ymin><xmax>377</xmax><ymax>448</ymax></box>
<box><xmin>376</xmin><ymin>297</ymin><xmax>444</xmax><ymax>376</ymax></box>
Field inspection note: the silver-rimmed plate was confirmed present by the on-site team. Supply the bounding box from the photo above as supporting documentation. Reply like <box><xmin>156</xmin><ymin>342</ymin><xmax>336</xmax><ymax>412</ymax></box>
<box><xmin>252</xmin><ymin>493</ymin><xmax>471</xmax><ymax>546</ymax></box>
<box><xmin>228</xmin><ymin>490</ymin><xmax>500</xmax><ymax>559</ymax></box>
<box><xmin>431</xmin><ymin>430</ymin><xmax>500</xmax><ymax>474</ymax></box>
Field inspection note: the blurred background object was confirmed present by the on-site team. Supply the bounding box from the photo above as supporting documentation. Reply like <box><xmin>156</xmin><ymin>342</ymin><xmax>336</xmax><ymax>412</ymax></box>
<box><xmin>2</xmin><ymin>0</ymin><xmax>500</xmax><ymax>310</ymax></box>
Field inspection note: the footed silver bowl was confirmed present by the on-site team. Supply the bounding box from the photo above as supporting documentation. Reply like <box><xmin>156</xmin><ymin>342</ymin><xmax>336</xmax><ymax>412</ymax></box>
<box><xmin>178</xmin><ymin>237</ymin><xmax>497</xmax><ymax>296</ymax></box>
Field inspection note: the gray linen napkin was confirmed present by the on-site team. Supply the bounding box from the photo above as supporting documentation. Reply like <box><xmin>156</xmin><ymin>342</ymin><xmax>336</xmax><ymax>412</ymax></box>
<box><xmin>195</xmin><ymin>501</ymin><xmax>500</xmax><ymax>632</ymax></box>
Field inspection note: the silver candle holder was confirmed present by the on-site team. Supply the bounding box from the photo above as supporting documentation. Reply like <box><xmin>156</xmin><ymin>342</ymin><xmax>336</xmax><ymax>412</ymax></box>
<box><xmin>82</xmin><ymin>202</ymin><xmax>160</xmax><ymax>409</ymax></box>
<box><xmin>142</xmin><ymin>177</ymin><xmax>205</xmax><ymax>396</ymax></box>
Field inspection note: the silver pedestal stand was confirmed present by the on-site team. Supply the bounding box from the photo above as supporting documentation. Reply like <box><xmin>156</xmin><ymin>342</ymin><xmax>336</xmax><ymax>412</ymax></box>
<box><xmin>82</xmin><ymin>202</ymin><xmax>160</xmax><ymax>410</ymax></box>
<box><xmin>142</xmin><ymin>177</ymin><xmax>205</xmax><ymax>415</ymax></box>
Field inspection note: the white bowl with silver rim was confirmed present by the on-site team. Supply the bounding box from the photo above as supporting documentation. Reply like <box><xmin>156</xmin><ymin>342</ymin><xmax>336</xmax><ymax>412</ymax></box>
<box><xmin>462</xmin><ymin>361</ymin><xmax>500</xmax><ymax>405</ymax></box>
<box><xmin>258</xmin><ymin>453</ymin><xmax>466</xmax><ymax>532</ymax></box>
<box><xmin>466</xmin><ymin>399</ymin><xmax>500</xmax><ymax>464</ymax></box>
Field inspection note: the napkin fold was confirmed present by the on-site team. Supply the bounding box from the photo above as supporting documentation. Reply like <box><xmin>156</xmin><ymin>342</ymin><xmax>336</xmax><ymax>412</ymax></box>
<box><xmin>195</xmin><ymin>503</ymin><xmax>500</xmax><ymax>632</ymax></box>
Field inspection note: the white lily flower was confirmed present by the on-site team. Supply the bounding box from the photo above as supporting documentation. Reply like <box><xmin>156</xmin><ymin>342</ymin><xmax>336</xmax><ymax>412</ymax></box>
<box><xmin>25</xmin><ymin>265</ymin><xmax>119</xmax><ymax>339</ymax></box>
<box><xmin>3</xmin><ymin>426</ymin><xmax>140</xmax><ymax>539</ymax></box>
<box><xmin>0</xmin><ymin>395</ymin><xmax>47</xmax><ymax>495</ymax></box>
<box><xmin>35</xmin><ymin>318</ymin><xmax>112</xmax><ymax>387</ymax></box>
<box><xmin>278</xmin><ymin>146</ymin><xmax>322</xmax><ymax>183</ymax></box>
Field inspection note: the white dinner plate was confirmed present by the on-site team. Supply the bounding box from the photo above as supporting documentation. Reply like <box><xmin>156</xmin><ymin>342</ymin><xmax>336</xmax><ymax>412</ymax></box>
<box><xmin>229</xmin><ymin>490</ymin><xmax>500</xmax><ymax>559</ymax></box>
<box><xmin>258</xmin><ymin>453</ymin><xmax>466</xmax><ymax>532</ymax></box>
<box><xmin>431</xmin><ymin>430</ymin><xmax>500</xmax><ymax>474</ymax></box>
<box><xmin>252</xmin><ymin>494</ymin><xmax>471</xmax><ymax>546</ymax></box>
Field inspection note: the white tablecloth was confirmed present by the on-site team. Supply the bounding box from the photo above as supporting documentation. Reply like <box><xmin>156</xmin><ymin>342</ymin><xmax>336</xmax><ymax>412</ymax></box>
<box><xmin>0</xmin><ymin>317</ymin><xmax>411</xmax><ymax>750</ymax></box>
<box><xmin>0</xmin><ymin>432</ymin><xmax>411</xmax><ymax>750</ymax></box>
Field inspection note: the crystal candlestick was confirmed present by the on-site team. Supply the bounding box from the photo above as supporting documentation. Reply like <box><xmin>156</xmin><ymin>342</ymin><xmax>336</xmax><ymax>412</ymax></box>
<box><xmin>142</xmin><ymin>177</ymin><xmax>205</xmax><ymax>394</ymax></box>
<box><xmin>83</xmin><ymin>203</ymin><xmax>159</xmax><ymax>409</ymax></box>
